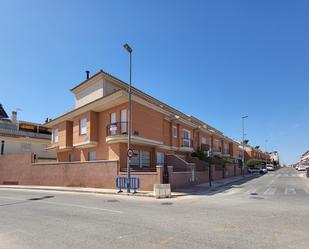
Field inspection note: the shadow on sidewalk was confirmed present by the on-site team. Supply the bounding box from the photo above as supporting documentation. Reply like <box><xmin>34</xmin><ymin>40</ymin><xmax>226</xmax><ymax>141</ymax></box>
<box><xmin>173</xmin><ymin>174</ymin><xmax>262</xmax><ymax>196</ymax></box>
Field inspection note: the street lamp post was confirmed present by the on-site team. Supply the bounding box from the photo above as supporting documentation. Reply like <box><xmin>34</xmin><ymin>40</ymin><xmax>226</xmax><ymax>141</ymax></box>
<box><xmin>123</xmin><ymin>43</ymin><xmax>133</xmax><ymax>193</ymax></box>
<box><xmin>242</xmin><ymin>115</ymin><xmax>248</xmax><ymax>177</ymax></box>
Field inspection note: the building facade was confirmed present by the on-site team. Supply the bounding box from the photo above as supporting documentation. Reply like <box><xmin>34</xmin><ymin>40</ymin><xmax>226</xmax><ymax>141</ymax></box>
<box><xmin>0</xmin><ymin>107</ymin><xmax>56</xmax><ymax>161</ymax></box>
<box><xmin>46</xmin><ymin>70</ymin><xmax>241</xmax><ymax>170</ymax></box>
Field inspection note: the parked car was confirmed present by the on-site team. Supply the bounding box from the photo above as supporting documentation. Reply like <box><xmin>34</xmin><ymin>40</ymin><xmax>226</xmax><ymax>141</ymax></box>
<box><xmin>248</xmin><ymin>167</ymin><xmax>267</xmax><ymax>174</ymax></box>
<box><xmin>297</xmin><ymin>165</ymin><xmax>306</xmax><ymax>171</ymax></box>
<box><xmin>266</xmin><ymin>164</ymin><xmax>274</xmax><ymax>171</ymax></box>
<box><xmin>260</xmin><ymin>167</ymin><xmax>268</xmax><ymax>174</ymax></box>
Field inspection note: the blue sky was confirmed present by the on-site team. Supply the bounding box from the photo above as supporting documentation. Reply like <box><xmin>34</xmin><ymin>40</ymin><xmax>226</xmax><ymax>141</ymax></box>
<box><xmin>1</xmin><ymin>0</ymin><xmax>308</xmax><ymax>164</ymax></box>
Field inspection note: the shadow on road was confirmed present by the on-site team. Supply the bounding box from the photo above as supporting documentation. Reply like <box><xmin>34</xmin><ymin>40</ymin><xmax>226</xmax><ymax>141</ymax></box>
<box><xmin>0</xmin><ymin>195</ymin><xmax>54</xmax><ymax>207</ymax></box>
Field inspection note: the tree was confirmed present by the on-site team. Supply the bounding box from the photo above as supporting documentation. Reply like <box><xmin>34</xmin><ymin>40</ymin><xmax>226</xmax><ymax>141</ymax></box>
<box><xmin>246</xmin><ymin>159</ymin><xmax>263</xmax><ymax>167</ymax></box>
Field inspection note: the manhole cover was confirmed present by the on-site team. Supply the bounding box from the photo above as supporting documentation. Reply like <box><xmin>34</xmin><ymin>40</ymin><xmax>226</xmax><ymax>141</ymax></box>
<box><xmin>161</xmin><ymin>202</ymin><xmax>173</xmax><ymax>205</ymax></box>
<box><xmin>107</xmin><ymin>199</ymin><xmax>119</xmax><ymax>203</ymax></box>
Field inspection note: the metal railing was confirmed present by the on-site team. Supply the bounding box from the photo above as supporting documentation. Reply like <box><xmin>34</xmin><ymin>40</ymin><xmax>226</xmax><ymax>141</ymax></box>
<box><xmin>0</xmin><ymin>128</ymin><xmax>51</xmax><ymax>140</ymax></box>
<box><xmin>106</xmin><ymin>122</ymin><xmax>128</xmax><ymax>137</ymax></box>
<box><xmin>120</xmin><ymin>167</ymin><xmax>156</xmax><ymax>172</ymax></box>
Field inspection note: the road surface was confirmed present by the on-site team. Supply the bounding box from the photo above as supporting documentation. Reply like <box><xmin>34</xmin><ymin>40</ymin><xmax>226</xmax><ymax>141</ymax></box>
<box><xmin>0</xmin><ymin>167</ymin><xmax>308</xmax><ymax>249</ymax></box>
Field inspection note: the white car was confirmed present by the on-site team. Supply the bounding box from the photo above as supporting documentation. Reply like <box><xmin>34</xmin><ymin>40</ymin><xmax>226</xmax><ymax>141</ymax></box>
<box><xmin>297</xmin><ymin>165</ymin><xmax>306</xmax><ymax>171</ymax></box>
<box><xmin>266</xmin><ymin>164</ymin><xmax>274</xmax><ymax>171</ymax></box>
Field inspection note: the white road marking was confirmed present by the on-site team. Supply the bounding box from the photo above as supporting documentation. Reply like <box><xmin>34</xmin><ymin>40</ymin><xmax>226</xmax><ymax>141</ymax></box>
<box><xmin>285</xmin><ymin>187</ymin><xmax>296</xmax><ymax>195</ymax></box>
<box><xmin>263</xmin><ymin>188</ymin><xmax>276</xmax><ymax>195</ymax></box>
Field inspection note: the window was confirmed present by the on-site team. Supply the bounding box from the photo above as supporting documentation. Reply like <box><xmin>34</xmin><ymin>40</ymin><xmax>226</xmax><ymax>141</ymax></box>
<box><xmin>53</xmin><ymin>128</ymin><xmax>58</xmax><ymax>143</ymax></box>
<box><xmin>68</xmin><ymin>153</ymin><xmax>73</xmax><ymax>162</ymax></box>
<box><xmin>110</xmin><ymin>112</ymin><xmax>117</xmax><ymax>135</ymax></box>
<box><xmin>183</xmin><ymin>129</ymin><xmax>191</xmax><ymax>147</ymax></box>
<box><xmin>201</xmin><ymin>137</ymin><xmax>207</xmax><ymax>145</ymax></box>
<box><xmin>130</xmin><ymin>150</ymin><xmax>151</xmax><ymax>168</ymax></box>
<box><xmin>214</xmin><ymin>139</ymin><xmax>221</xmax><ymax>152</ymax></box>
<box><xmin>141</xmin><ymin>151</ymin><xmax>150</xmax><ymax>167</ymax></box>
<box><xmin>121</xmin><ymin>109</ymin><xmax>127</xmax><ymax>134</ymax></box>
<box><xmin>172</xmin><ymin>126</ymin><xmax>177</xmax><ymax>138</ymax></box>
<box><xmin>224</xmin><ymin>143</ymin><xmax>229</xmax><ymax>154</ymax></box>
<box><xmin>80</xmin><ymin>118</ymin><xmax>87</xmax><ymax>135</ymax></box>
<box><xmin>156</xmin><ymin>152</ymin><xmax>165</xmax><ymax>165</ymax></box>
<box><xmin>88</xmin><ymin>151</ymin><xmax>96</xmax><ymax>161</ymax></box>
<box><xmin>130</xmin><ymin>150</ymin><xmax>140</xmax><ymax>166</ymax></box>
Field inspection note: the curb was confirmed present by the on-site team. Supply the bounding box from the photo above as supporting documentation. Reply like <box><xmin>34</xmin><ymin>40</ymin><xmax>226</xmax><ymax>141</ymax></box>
<box><xmin>0</xmin><ymin>186</ymin><xmax>155</xmax><ymax>198</ymax></box>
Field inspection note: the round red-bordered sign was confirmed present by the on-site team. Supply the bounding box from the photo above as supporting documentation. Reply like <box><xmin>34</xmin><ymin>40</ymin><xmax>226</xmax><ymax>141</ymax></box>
<box><xmin>127</xmin><ymin>149</ymin><xmax>134</xmax><ymax>158</ymax></box>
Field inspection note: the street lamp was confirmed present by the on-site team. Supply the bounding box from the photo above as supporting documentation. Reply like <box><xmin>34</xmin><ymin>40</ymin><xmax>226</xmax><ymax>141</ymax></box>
<box><xmin>242</xmin><ymin>115</ymin><xmax>248</xmax><ymax>177</ymax></box>
<box><xmin>123</xmin><ymin>43</ymin><xmax>133</xmax><ymax>193</ymax></box>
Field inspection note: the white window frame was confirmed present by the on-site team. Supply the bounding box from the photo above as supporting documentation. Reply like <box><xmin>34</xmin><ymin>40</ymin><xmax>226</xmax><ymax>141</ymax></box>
<box><xmin>121</xmin><ymin>109</ymin><xmax>127</xmax><ymax>134</ymax></box>
<box><xmin>201</xmin><ymin>137</ymin><xmax>207</xmax><ymax>145</ymax></box>
<box><xmin>183</xmin><ymin>129</ymin><xmax>191</xmax><ymax>147</ymax></box>
<box><xmin>130</xmin><ymin>150</ymin><xmax>151</xmax><ymax>168</ymax></box>
<box><xmin>110</xmin><ymin>112</ymin><xmax>117</xmax><ymax>135</ymax></box>
<box><xmin>53</xmin><ymin>128</ymin><xmax>58</xmax><ymax>143</ymax></box>
<box><xmin>172</xmin><ymin>126</ymin><xmax>177</xmax><ymax>138</ymax></box>
<box><xmin>79</xmin><ymin>118</ymin><xmax>87</xmax><ymax>135</ymax></box>
<box><xmin>156</xmin><ymin>152</ymin><xmax>165</xmax><ymax>165</ymax></box>
<box><xmin>224</xmin><ymin>143</ymin><xmax>229</xmax><ymax>154</ymax></box>
<box><xmin>88</xmin><ymin>151</ymin><xmax>96</xmax><ymax>161</ymax></box>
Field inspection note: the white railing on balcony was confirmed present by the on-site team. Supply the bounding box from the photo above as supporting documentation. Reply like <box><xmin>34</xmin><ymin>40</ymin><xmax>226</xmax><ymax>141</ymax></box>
<box><xmin>0</xmin><ymin>128</ymin><xmax>51</xmax><ymax>140</ymax></box>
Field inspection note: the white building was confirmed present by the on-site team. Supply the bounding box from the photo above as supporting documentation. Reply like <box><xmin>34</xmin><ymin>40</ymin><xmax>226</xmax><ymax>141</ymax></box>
<box><xmin>0</xmin><ymin>106</ymin><xmax>56</xmax><ymax>161</ymax></box>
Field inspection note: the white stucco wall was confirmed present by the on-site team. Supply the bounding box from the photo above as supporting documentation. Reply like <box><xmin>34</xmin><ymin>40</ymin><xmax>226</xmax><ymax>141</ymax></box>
<box><xmin>74</xmin><ymin>79</ymin><xmax>119</xmax><ymax>108</ymax></box>
<box><xmin>0</xmin><ymin>136</ymin><xmax>56</xmax><ymax>159</ymax></box>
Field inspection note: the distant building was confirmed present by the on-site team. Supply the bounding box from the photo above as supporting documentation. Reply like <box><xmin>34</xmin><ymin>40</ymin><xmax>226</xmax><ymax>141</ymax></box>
<box><xmin>0</xmin><ymin>104</ymin><xmax>56</xmax><ymax>161</ymax></box>
<box><xmin>269</xmin><ymin>151</ymin><xmax>280</xmax><ymax>165</ymax></box>
<box><xmin>240</xmin><ymin>144</ymin><xmax>270</xmax><ymax>163</ymax></box>
<box><xmin>300</xmin><ymin>150</ymin><xmax>309</xmax><ymax>164</ymax></box>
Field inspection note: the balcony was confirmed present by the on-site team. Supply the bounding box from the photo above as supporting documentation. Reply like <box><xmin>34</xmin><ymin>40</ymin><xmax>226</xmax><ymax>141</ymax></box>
<box><xmin>105</xmin><ymin>122</ymin><xmax>163</xmax><ymax>147</ymax></box>
<box><xmin>180</xmin><ymin>137</ymin><xmax>194</xmax><ymax>152</ymax></box>
<box><xmin>106</xmin><ymin>122</ymin><xmax>128</xmax><ymax>137</ymax></box>
<box><xmin>0</xmin><ymin>127</ymin><xmax>51</xmax><ymax>140</ymax></box>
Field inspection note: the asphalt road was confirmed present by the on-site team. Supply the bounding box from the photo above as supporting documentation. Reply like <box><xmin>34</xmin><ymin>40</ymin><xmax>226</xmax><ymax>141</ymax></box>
<box><xmin>0</xmin><ymin>167</ymin><xmax>308</xmax><ymax>249</ymax></box>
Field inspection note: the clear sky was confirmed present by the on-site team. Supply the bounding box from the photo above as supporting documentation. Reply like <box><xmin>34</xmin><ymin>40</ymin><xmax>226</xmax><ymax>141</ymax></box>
<box><xmin>1</xmin><ymin>0</ymin><xmax>308</xmax><ymax>164</ymax></box>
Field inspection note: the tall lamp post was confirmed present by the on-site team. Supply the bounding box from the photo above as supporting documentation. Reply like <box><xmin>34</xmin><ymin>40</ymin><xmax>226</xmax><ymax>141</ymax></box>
<box><xmin>242</xmin><ymin>115</ymin><xmax>248</xmax><ymax>177</ymax></box>
<box><xmin>123</xmin><ymin>43</ymin><xmax>133</xmax><ymax>193</ymax></box>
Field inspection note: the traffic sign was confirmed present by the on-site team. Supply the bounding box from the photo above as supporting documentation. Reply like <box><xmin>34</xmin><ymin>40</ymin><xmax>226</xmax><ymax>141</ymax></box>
<box><xmin>127</xmin><ymin>149</ymin><xmax>134</xmax><ymax>158</ymax></box>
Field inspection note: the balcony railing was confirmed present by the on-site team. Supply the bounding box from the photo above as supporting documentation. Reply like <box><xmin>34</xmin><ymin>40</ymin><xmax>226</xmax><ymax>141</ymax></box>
<box><xmin>106</xmin><ymin>122</ymin><xmax>128</xmax><ymax>137</ymax></box>
<box><xmin>0</xmin><ymin>127</ymin><xmax>51</xmax><ymax>140</ymax></box>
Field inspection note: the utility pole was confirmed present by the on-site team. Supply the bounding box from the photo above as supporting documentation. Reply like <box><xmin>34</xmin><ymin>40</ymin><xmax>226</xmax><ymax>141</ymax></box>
<box><xmin>123</xmin><ymin>43</ymin><xmax>133</xmax><ymax>193</ymax></box>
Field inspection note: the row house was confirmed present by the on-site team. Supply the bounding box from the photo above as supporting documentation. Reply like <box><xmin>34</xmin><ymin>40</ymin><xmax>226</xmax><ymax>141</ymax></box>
<box><xmin>243</xmin><ymin>145</ymin><xmax>270</xmax><ymax>162</ymax></box>
<box><xmin>300</xmin><ymin>150</ymin><xmax>309</xmax><ymax>164</ymax></box>
<box><xmin>46</xmin><ymin>70</ymin><xmax>240</xmax><ymax>170</ymax></box>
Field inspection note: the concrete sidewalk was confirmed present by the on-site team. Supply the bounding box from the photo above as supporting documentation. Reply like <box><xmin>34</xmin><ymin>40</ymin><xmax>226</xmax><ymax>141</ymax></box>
<box><xmin>173</xmin><ymin>174</ymin><xmax>256</xmax><ymax>195</ymax></box>
<box><xmin>0</xmin><ymin>174</ymin><xmax>256</xmax><ymax>198</ymax></box>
